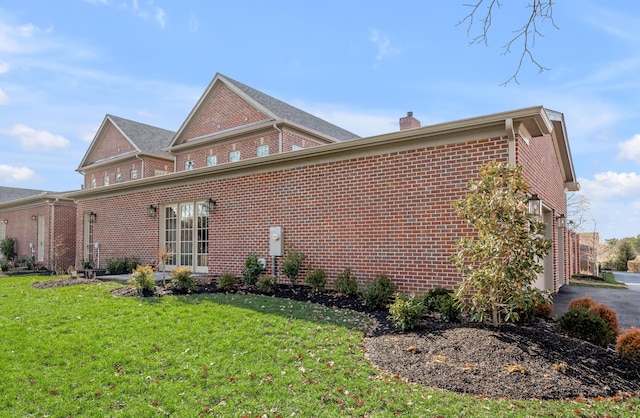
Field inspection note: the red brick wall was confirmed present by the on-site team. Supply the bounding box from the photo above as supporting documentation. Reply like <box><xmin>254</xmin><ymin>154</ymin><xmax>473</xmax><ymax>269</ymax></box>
<box><xmin>76</xmin><ymin>136</ymin><xmax>510</xmax><ymax>293</ymax></box>
<box><xmin>0</xmin><ymin>201</ymin><xmax>76</xmax><ymax>270</ymax></box>
<box><xmin>517</xmin><ymin>134</ymin><xmax>570</xmax><ymax>290</ymax></box>
<box><xmin>182</xmin><ymin>83</ymin><xmax>270</xmax><ymax>142</ymax></box>
<box><xmin>87</xmin><ymin>123</ymin><xmax>133</xmax><ymax>165</ymax></box>
<box><xmin>84</xmin><ymin>157</ymin><xmax>173</xmax><ymax>189</ymax></box>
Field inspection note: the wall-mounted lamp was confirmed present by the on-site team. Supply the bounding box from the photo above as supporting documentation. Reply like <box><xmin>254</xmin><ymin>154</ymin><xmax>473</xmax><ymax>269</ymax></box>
<box><xmin>207</xmin><ymin>198</ymin><xmax>217</xmax><ymax>214</ymax></box>
<box><xmin>31</xmin><ymin>215</ymin><xmax>37</xmax><ymax>221</ymax></box>
<box><xmin>556</xmin><ymin>214</ymin><xmax>566</xmax><ymax>228</ymax></box>
<box><xmin>89</xmin><ymin>211</ymin><xmax>97</xmax><ymax>223</ymax></box>
<box><xmin>2</xmin><ymin>219</ymin><xmax>8</xmax><ymax>224</ymax></box>
<box><xmin>147</xmin><ymin>204</ymin><xmax>158</xmax><ymax>218</ymax></box>
<box><xmin>528</xmin><ymin>194</ymin><xmax>542</xmax><ymax>217</ymax></box>
<box><xmin>568</xmin><ymin>220</ymin><xmax>575</xmax><ymax>231</ymax></box>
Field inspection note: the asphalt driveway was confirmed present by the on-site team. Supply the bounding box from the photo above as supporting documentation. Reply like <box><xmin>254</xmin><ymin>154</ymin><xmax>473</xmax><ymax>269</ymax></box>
<box><xmin>552</xmin><ymin>272</ymin><xmax>640</xmax><ymax>330</ymax></box>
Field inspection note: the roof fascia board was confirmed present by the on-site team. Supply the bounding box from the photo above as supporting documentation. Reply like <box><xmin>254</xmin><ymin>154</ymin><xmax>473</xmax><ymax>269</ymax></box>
<box><xmin>0</xmin><ymin>193</ymin><xmax>72</xmax><ymax>211</ymax></box>
<box><xmin>66</xmin><ymin>112</ymin><xmax>517</xmax><ymax>200</ymax></box>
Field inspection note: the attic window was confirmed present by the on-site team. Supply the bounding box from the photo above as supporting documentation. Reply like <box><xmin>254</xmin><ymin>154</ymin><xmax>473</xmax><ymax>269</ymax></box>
<box><xmin>257</xmin><ymin>145</ymin><xmax>269</xmax><ymax>157</ymax></box>
<box><xmin>185</xmin><ymin>160</ymin><xmax>195</xmax><ymax>171</ymax></box>
<box><xmin>115</xmin><ymin>173</ymin><xmax>122</xmax><ymax>183</ymax></box>
<box><xmin>206</xmin><ymin>155</ymin><xmax>217</xmax><ymax>167</ymax></box>
<box><xmin>131</xmin><ymin>169</ymin><xmax>138</xmax><ymax>180</ymax></box>
<box><xmin>229</xmin><ymin>151</ymin><xmax>240</xmax><ymax>163</ymax></box>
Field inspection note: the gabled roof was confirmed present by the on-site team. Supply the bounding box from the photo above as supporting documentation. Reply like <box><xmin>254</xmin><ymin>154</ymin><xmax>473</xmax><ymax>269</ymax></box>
<box><xmin>169</xmin><ymin>73</ymin><xmax>360</xmax><ymax>148</ymax></box>
<box><xmin>78</xmin><ymin>115</ymin><xmax>175</xmax><ymax>170</ymax></box>
<box><xmin>0</xmin><ymin>186</ymin><xmax>47</xmax><ymax>204</ymax></box>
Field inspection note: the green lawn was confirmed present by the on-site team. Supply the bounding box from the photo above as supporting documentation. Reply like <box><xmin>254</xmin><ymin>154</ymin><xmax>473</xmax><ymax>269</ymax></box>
<box><xmin>1</xmin><ymin>276</ymin><xmax>638</xmax><ymax>417</ymax></box>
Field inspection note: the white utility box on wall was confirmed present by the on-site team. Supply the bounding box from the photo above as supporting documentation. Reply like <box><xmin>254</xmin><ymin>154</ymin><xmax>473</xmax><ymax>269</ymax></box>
<box><xmin>269</xmin><ymin>226</ymin><xmax>283</xmax><ymax>257</ymax></box>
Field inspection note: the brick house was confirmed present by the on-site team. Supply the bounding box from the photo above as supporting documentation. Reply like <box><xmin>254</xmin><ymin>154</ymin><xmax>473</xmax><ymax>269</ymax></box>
<box><xmin>0</xmin><ymin>187</ymin><xmax>76</xmax><ymax>271</ymax></box>
<box><xmin>60</xmin><ymin>72</ymin><xmax>579</xmax><ymax>293</ymax></box>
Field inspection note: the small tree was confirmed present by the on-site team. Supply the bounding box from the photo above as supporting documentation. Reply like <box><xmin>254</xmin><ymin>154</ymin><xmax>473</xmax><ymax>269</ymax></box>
<box><xmin>451</xmin><ymin>161</ymin><xmax>551</xmax><ymax>326</ymax></box>
<box><xmin>615</xmin><ymin>240</ymin><xmax>636</xmax><ymax>272</ymax></box>
<box><xmin>0</xmin><ymin>236</ymin><xmax>17</xmax><ymax>261</ymax></box>
<box><xmin>242</xmin><ymin>252</ymin><xmax>264</xmax><ymax>286</ymax></box>
<box><xmin>282</xmin><ymin>247</ymin><xmax>305</xmax><ymax>284</ymax></box>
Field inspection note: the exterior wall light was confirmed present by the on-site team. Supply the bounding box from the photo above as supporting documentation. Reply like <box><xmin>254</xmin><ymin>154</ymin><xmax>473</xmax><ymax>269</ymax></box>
<box><xmin>147</xmin><ymin>204</ymin><xmax>158</xmax><ymax>218</ymax></box>
<box><xmin>528</xmin><ymin>194</ymin><xmax>542</xmax><ymax>217</ymax></box>
<box><xmin>556</xmin><ymin>214</ymin><xmax>566</xmax><ymax>228</ymax></box>
<box><xmin>207</xmin><ymin>198</ymin><xmax>217</xmax><ymax>214</ymax></box>
<box><xmin>2</xmin><ymin>219</ymin><xmax>7</xmax><ymax>224</ymax></box>
<box><xmin>89</xmin><ymin>212</ymin><xmax>97</xmax><ymax>223</ymax></box>
<box><xmin>31</xmin><ymin>215</ymin><xmax>37</xmax><ymax>221</ymax></box>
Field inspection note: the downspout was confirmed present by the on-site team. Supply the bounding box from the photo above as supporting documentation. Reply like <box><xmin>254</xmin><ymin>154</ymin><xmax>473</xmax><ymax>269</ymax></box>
<box><xmin>49</xmin><ymin>198</ymin><xmax>58</xmax><ymax>271</ymax></box>
<box><xmin>505</xmin><ymin>118</ymin><xmax>516</xmax><ymax>166</ymax></box>
<box><xmin>273</xmin><ymin>123</ymin><xmax>283</xmax><ymax>154</ymax></box>
<box><xmin>136</xmin><ymin>154</ymin><xmax>145</xmax><ymax>179</ymax></box>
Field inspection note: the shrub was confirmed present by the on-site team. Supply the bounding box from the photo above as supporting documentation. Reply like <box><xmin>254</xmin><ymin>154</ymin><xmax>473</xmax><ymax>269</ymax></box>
<box><xmin>171</xmin><ymin>267</ymin><xmax>196</xmax><ymax>293</ymax></box>
<box><xmin>556</xmin><ymin>307</ymin><xmax>615</xmax><ymax>347</ymax></box>
<box><xmin>0</xmin><ymin>261</ymin><xmax>7</xmax><ymax>272</ymax></box>
<box><xmin>0</xmin><ymin>236</ymin><xmax>17</xmax><ymax>261</ymax></box>
<box><xmin>217</xmin><ymin>272</ymin><xmax>237</xmax><ymax>291</ymax></box>
<box><xmin>362</xmin><ymin>275</ymin><xmax>396</xmax><ymax>309</ymax></box>
<box><xmin>616</xmin><ymin>327</ymin><xmax>640</xmax><ymax>364</ymax></box>
<box><xmin>422</xmin><ymin>288</ymin><xmax>454</xmax><ymax>312</ymax></box>
<box><xmin>242</xmin><ymin>253</ymin><xmax>263</xmax><ymax>286</ymax></box>
<box><xmin>305</xmin><ymin>268</ymin><xmax>327</xmax><ymax>291</ymax></box>
<box><xmin>436</xmin><ymin>295</ymin><xmax>461</xmax><ymax>322</ymax></box>
<box><xmin>567</xmin><ymin>296</ymin><xmax>596</xmax><ymax>311</ymax></box>
<box><xmin>388</xmin><ymin>293</ymin><xmax>424</xmax><ymax>332</ymax></box>
<box><xmin>129</xmin><ymin>264</ymin><xmax>156</xmax><ymax>292</ymax></box>
<box><xmin>282</xmin><ymin>247</ymin><xmax>305</xmax><ymax>284</ymax></box>
<box><xmin>105</xmin><ymin>257</ymin><xmax>141</xmax><ymax>275</ymax></box>
<box><xmin>257</xmin><ymin>275</ymin><xmax>277</xmax><ymax>294</ymax></box>
<box><xmin>335</xmin><ymin>268</ymin><xmax>359</xmax><ymax>297</ymax></box>
<box><xmin>532</xmin><ymin>299</ymin><xmax>553</xmax><ymax>319</ymax></box>
<box><xmin>589</xmin><ymin>303</ymin><xmax>619</xmax><ymax>336</ymax></box>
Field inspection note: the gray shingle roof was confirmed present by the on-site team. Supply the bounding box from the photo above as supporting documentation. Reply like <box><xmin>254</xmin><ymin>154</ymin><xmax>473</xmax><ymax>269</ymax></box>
<box><xmin>222</xmin><ymin>75</ymin><xmax>360</xmax><ymax>141</ymax></box>
<box><xmin>108</xmin><ymin>115</ymin><xmax>175</xmax><ymax>156</ymax></box>
<box><xmin>0</xmin><ymin>186</ymin><xmax>47</xmax><ymax>204</ymax></box>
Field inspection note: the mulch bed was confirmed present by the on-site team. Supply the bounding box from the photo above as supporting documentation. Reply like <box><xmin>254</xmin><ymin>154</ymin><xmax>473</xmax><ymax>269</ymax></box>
<box><xmin>30</xmin><ymin>277</ymin><xmax>640</xmax><ymax>400</ymax></box>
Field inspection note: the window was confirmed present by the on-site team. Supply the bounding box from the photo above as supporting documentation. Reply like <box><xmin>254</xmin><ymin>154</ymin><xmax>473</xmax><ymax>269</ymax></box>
<box><xmin>155</xmin><ymin>170</ymin><xmax>169</xmax><ymax>176</ymax></box>
<box><xmin>0</xmin><ymin>222</ymin><xmax>5</xmax><ymax>241</ymax></box>
<box><xmin>115</xmin><ymin>173</ymin><xmax>122</xmax><ymax>183</ymax></box>
<box><xmin>292</xmin><ymin>145</ymin><xmax>303</xmax><ymax>151</ymax></box>
<box><xmin>131</xmin><ymin>169</ymin><xmax>138</xmax><ymax>180</ymax></box>
<box><xmin>90</xmin><ymin>178</ymin><xmax>96</xmax><ymax>188</ymax></box>
<box><xmin>229</xmin><ymin>150</ymin><xmax>240</xmax><ymax>162</ymax></box>
<box><xmin>257</xmin><ymin>144</ymin><xmax>269</xmax><ymax>157</ymax></box>
<box><xmin>162</xmin><ymin>201</ymin><xmax>209</xmax><ymax>273</ymax></box>
<box><xmin>185</xmin><ymin>160</ymin><xmax>195</xmax><ymax>171</ymax></box>
<box><xmin>206</xmin><ymin>155</ymin><xmax>217</xmax><ymax>167</ymax></box>
<box><xmin>103</xmin><ymin>175</ymin><xmax>110</xmax><ymax>186</ymax></box>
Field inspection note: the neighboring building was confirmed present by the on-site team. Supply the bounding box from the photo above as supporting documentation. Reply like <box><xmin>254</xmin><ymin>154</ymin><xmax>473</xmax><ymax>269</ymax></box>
<box><xmin>0</xmin><ymin>187</ymin><xmax>76</xmax><ymax>271</ymax></box>
<box><xmin>1</xmin><ymin>73</ymin><xmax>580</xmax><ymax>293</ymax></box>
<box><xmin>578</xmin><ymin>232</ymin><xmax>600</xmax><ymax>275</ymax></box>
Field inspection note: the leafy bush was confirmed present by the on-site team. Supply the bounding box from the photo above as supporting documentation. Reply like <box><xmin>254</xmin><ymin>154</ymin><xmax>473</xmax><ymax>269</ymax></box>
<box><xmin>282</xmin><ymin>247</ymin><xmax>305</xmax><ymax>284</ymax></box>
<box><xmin>217</xmin><ymin>272</ymin><xmax>237</xmax><ymax>291</ymax></box>
<box><xmin>556</xmin><ymin>307</ymin><xmax>615</xmax><ymax>347</ymax></box>
<box><xmin>590</xmin><ymin>303</ymin><xmax>619</xmax><ymax>336</ymax></box>
<box><xmin>257</xmin><ymin>275</ymin><xmax>277</xmax><ymax>294</ymax></box>
<box><xmin>436</xmin><ymin>295</ymin><xmax>461</xmax><ymax>322</ymax></box>
<box><xmin>105</xmin><ymin>257</ymin><xmax>141</xmax><ymax>275</ymax></box>
<box><xmin>0</xmin><ymin>236</ymin><xmax>17</xmax><ymax>261</ymax></box>
<box><xmin>335</xmin><ymin>268</ymin><xmax>359</xmax><ymax>297</ymax></box>
<box><xmin>616</xmin><ymin>327</ymin><xmax>640</xmax><ymax>364</ymax></box>
<box><xmin>0</xmin><ymin>261</ymin><xmax>7</xmax><ymax>272</ymax></box>
<box><xmin>422</xmin><ymin>288</ymin><xmax>454</xmax><ymax>312</ymax></box>
<box><xmin>129</xmin><ymin>264</ymin><xmax>156</xmax><ymax>292</ymax></box>
<box><xmin>362</xmin><ymin>275</ymin><xmax>396</xmax><ymax>309</ymax></box>
<box><xmin>567</xmin><ymin>296</ymin><xmax>596</xmax><ymax>311</ymax></box>
<box><xmin>171</xmin><ymin>267</ymin><xmax>196</xmax><ymax>293</ymax></box>
<box><xmin>305</xmin><ymin>268</ymin><xmax>327</xmax><ymax>291</ymax></box>
<box><xmin>388</xmin><ymin>293</ymin><xmax>424</xmax><ymax>332</ymax></box>
<box><xmin>532</xmin><ymin>299</ymin><xmax>553</xmax><ymax>319</ymax></box>
<box><xmin>241</xmin><ymin>253</ymin><xmax>263</xmax><ymax>286</ymax></box>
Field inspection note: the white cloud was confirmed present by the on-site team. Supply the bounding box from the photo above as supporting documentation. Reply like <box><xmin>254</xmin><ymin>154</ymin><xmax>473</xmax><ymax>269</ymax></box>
<box><xmin>155</xmin><ymin>8</ymin><xmax>167</xmax><ymax>29</ymax></box>
<box><xmin>370</xmin><ymin>29</ymin><xmax>400</xmax><ymax>61</ymax></box>
<box><xmin>8</xmin><ymin>124</ymin><xmax>70</xmax><ymax>151</ymax></box>
<box><xmin>618</xmin><ymin>134</ymin><xmax>640</xmax><ymax>164</ymax></box>
<box><xmin>0</xmin><ymin>164</ymin><xmax>39</xmax><ymax>183</ymax></box>
<box><xmin>79</xmin><ymin>124</ymin><xmax>100</xmax><ymax>142</ymax></box>
<box><xmin>188</xmin><ymin>13</ymin><xmax>199</xmax><ymax>32</ymax></box>
<box><xmin>0</xmin><ymin>61</ymin><xmax>9</xmax><ymax>73</ymax></box>
<box><xmin>579</xmin><ymin>171</ymin><xmax>640</xmax><ymax>199</ymax></box>
<box><xmin>0</xmin><ymin>87</ymin><xmax>9</xmax><ymax>105</ymax></box>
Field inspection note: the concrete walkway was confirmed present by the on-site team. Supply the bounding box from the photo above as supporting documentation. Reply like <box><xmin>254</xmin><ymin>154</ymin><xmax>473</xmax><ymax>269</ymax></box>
<box><xmin>552</xmin><ymin>283</ymin><xmax>640</xmax><ymax>330</ymax></box>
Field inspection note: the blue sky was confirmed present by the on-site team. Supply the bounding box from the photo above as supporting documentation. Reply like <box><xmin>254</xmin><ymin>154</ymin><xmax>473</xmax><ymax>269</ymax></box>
<box><xmin>1</xmin><ymin>1</ymin><xmax>639</xmax><ymax>240</ymax></box>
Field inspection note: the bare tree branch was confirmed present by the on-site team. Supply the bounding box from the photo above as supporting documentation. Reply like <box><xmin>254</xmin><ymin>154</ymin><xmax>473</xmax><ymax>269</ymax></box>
<box><xmin>458</xmin><ymin>0</ymin><xmax>558</xmax><ymax>85</ymax></box>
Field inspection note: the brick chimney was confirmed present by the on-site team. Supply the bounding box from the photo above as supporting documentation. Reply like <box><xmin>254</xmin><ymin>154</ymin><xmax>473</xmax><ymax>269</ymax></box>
<box><xmin>399</xmin><ymin>111</ymin><xmax>421</xmax><ymax>131</ymax></box>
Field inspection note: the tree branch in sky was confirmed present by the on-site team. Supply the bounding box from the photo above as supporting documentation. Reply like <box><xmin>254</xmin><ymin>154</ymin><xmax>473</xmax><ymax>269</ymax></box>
<box><xmin>458</xmin><ymin>0</ymin><xmax>558</xmax><ymax>85</ymax></box>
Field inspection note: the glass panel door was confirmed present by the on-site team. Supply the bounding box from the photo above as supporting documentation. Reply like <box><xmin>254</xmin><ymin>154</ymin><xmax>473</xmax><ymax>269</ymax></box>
<box><xmin>196</xmin><ymin>202</ymin><xmax>208</xmax><ymax>272</ymax></box>
<box><xmin>162</xmin><ymin>201</ymin><xmax>208</xmax><ymax>273</ymax></box>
